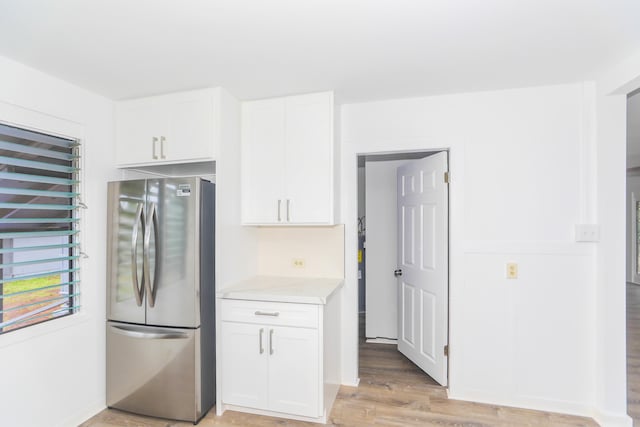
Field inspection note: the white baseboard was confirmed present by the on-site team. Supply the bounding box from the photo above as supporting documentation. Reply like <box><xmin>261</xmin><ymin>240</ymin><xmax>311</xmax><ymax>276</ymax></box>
<box><xmin>449</xmin><ymin>390</ymin><xmax>635</xmax><ymax>427</ymax></box>
<box><xmin>59</xmin><ymin>400</ymin><xmax>105</xmax><ymax>427</ymax></box>
<box><xmin>341</xmin><ymin>377</ymin><xmax>360</xmax><ymax>387</ymax></box>
<box><xmin>448</xmin><ymin>388</ymin><xmax>593</xmax><ymax>421</ymax></box>
<box><xmin>366</xmin><ymin>338</ymin><xmax>397</xmax><ymax>344</ymax></box>
<box><xmin>591</xmin><ymin>407</ymin><xmax>633</xmax><ymax>427</ymax></box>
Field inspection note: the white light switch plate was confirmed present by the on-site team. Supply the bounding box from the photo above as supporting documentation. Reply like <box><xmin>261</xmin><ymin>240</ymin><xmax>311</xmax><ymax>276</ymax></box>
<box><xmin>575</xmin><ymin>224</ymin><xmax>600</xmax><ymax>242</ymax></box>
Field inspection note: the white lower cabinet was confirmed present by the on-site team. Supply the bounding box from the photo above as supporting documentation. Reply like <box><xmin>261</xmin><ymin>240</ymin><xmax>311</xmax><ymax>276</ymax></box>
<box><xmin>219</xmin><ymin>298</ymin><xmax>337</xmax><ymax>423</ymax></box>
<box><xmin>221</xmin><ymin>322</ymin><xmax>269</xmax><ymax>410</ymax></box>
<box><xmin>222</xmin><ymin>322</ymin><xmax>319</xmax><ymax>416</ymax></box>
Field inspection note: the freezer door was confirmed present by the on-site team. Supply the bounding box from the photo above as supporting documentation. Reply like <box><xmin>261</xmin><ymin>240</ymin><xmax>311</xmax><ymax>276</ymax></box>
<box><xmin>106</xmin><ymin>321</ymin><xmax>202</xmax><ymax>422</ymax></box>
<box><xmin>107</xmin><ymin>180</ymin><xmax>146</xmax><ymax>324</ymax></box>
<box><xmin>145</xmin><ymin>177</ymin><xmax>201</xmax><ymax>327</ymax></box>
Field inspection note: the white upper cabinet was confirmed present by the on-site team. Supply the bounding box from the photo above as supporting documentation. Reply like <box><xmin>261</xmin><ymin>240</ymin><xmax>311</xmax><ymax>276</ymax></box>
<box><xmin>115</xmin><ymin>88</ymin><xmax>220</xmax><ymax>167</ymax></box>
<box><xmin>241</xmin><ymin>91</ymin><xmax>336</xmax><ymax>225</ymax></box>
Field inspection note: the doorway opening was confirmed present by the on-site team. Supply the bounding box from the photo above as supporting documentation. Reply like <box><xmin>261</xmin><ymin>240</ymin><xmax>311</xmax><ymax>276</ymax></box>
<box><xmin>626</xmin><ymin>88</ymin><xmax>640</xmax><ymax>424</ymax></box>
<box><xmin>356</xmin><ymin>149</ymin><xmax>449</xmax><ymax>388</ymax></box>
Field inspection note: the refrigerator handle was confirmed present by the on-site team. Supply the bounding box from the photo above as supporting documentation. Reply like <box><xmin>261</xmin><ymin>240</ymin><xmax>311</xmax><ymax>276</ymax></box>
<box><xmin>144</xmin><ymin>202</ymin><xmax>160</xmax><ymax>308</ymax></box>
<box><xmin>109</xmin><ymin>324</ymin><xmax>189</xmax><ymax>340</ymax></box>
<box><xmin>131</xmin><ymin>203</ymin><xmax>145</xmax><ymax>307</ymax></box>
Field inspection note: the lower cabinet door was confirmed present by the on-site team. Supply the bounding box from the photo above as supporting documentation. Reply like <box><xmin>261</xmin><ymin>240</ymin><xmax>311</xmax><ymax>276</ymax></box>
<box><xmin>267</xmin><ymin>326</ymin><xmax>320</xmax><ymax>417</ymax></box>
<box><xmin>221</xmin><ymin>322</ymin><xmax>269</xmax><ymax>409</ymax></box>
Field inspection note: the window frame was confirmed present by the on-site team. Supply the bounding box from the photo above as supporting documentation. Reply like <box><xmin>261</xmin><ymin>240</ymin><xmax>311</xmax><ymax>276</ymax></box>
<box><xmin>0</xmin><ymin>112</ymin><xmax>85</xmax><ymax>338</ymax></box>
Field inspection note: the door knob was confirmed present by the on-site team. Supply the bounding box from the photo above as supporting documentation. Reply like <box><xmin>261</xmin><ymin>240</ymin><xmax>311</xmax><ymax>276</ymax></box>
<box><xmin>394</xmin><ymin>269</ymin><xmax>403</xmax><ymax>277</ymax></box>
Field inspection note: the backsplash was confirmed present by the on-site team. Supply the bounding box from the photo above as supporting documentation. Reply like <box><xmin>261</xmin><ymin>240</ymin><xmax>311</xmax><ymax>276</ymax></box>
<box><xmin>257</xmin><ymin>225</ymin><xmax>344</xmax><ymax>278</ymax></box>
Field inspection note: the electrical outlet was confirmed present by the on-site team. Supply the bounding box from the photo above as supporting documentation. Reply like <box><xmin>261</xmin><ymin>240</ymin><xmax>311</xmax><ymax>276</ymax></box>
<box><xmin>506</xmin><ymin>262</ymin><xmax>518</xmax><ymax>279</ymax></box>
<box><xmin>292</xmin><ymin>258</ymin><xmax>305</xmax><ymax>268</ymax></box>
<box><xmin>575</xmin><ymin>224</ymin><xmax>600</xmax><ymax>242</ymax></box>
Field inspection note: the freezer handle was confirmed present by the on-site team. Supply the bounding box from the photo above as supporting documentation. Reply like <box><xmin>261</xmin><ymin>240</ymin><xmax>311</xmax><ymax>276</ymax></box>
<box><xmin>109</xmin><ymin>324</ymin><xmax>190</xmax><ymax>340</ymax></box>
<box><xmin>144</xmin><ymin>202</ymin><xmax>159</xmax><ymax>308</ymax></box>
<box><xmin>131</xmin><ymin>203</ymin><xmax>144</xmax><ymax>307</ymax></box>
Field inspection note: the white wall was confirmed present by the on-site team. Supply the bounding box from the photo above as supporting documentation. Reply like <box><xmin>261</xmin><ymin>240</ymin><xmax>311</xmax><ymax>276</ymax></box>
<box><xmin>214</xmin><ymin>88</ymin><xmax>259</xmax><ymax>290</ymax></box>
<box><xmin>627</xmin><ymin>93</ymin><xmax>640</xmax><ymax>168</ymax></box>
<box><xmin>364</xmin><ymin>159</ymin><xmax>406</xmax><ymax>339</ymax></box>
<box><xmin>340</xmin><ymin>83</ymin><xmax>601</xmax><ymax>417</ymax></box>
<box><xmin>0</xmin><ymin>55</ymin><xmax>119</xmax><ymax>426</ymax></box>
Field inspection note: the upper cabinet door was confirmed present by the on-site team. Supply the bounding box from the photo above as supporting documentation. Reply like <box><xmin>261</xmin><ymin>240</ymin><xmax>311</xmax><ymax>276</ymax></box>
<box><xmin>241</xmin><ymin>99</ymin><xmax>286</xmax><ymax>224</ymax></box>
<box><xmin>284</xmin><ymin>93</ymin><xmax>333</xmax><ymax>224</ymax></box>
<box><xmin>165</xmin><ymin>90</ymin><xmax>217</xmax><ymax>162</ymax></box>
<box><xmin>240</xmin><ymin>91</ymin><xmax>336</xmax><ymax>225</ymax></box>
<box><xmin>115</xmin><ymin>88</ymin><xmax>219</xmax><ymax>167</ymax></box>
<box><xmin>115</xmin><ymin>98</ymin><xmax>163</xmax><ymax>166</ymax></box>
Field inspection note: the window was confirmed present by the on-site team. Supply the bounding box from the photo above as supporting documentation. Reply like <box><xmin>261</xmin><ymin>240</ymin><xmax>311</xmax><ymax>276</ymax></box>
<box><xmin>0</xmin><ymin>123</ymin><xmax>81</xmax><ymax>334</ymax></box>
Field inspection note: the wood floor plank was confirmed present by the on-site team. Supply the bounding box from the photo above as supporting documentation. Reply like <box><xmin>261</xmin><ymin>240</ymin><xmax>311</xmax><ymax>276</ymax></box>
<box><xmin>629</xmin><ymin>283</ymin><xmax>640</xmax><ymax>426</ymax></box>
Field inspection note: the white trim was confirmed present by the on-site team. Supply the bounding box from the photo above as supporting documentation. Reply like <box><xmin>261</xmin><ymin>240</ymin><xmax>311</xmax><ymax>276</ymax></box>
<box><xmin>591</xmin><ymin>408</ymin><xmax>633</xmax><ymax>427</ymax></box>
<box><xmin>0</xmin><ymin>99</ymin><xmax>88</xmax><ymax>341</ymax></box>
<box><xmin>0</xmin><ymin>312</ymin><xmax>91</xmax><ymax>349</ymax></box>
<box><xmin>0</xmin><ymin>100</ymin><xmax>83</xmax><ymax>140</ymax></box>
<box><xmin>220</xmin><ymin>404</ymin><xmax>328</xmax><ymax>424</ymax></box>
<box><xmin>365</xmin><ymin>338</ymin><xmax>397</xmax><ymax>345</ymax></box>
<box><xmin>58</xmin><ymin>400</ymin><xmax>106</xmax><ymax>427</ymax></box>
<box><xmin>341</xmin><ymin>378</ymin><xmax>360</xmax><ymax>387</ymax></box>
<box><xmin>632</xmin><ymin>192</ymin><xmax>640</xmax><ymax>284</ymax></box>
<box><xmin>462</xmin><ymin>240</ymin><xmax>595</xmax><ymax>256</ymax></box>
<box><xmin>448</xmin><ymin>388</ymin><xmax>594</xmax><ymax>421</ymax></box>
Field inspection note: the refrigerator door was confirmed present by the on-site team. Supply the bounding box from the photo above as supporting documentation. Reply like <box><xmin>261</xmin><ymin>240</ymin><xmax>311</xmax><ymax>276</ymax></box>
<box><xmin>145</xmin><ymin>177</ymin><xmax>201</xmax><ymax>327</ymax></box>
<box><xmin>106</xmin><ymin>321</ymin><xmax>202</xmax><ymax>422</ymax></box>
<box><xmin>107</xmin><ymin>180</ymin><xmax>147</xmax><ymax>324</ymax></box>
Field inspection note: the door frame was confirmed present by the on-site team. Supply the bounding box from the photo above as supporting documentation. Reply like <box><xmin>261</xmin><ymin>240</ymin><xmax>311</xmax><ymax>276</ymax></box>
<box><xmin>631</xmin><ymin>189</ymin><xmax>640</xmax><ymax>284</ymax></box>
<box><xmin>352</xmin><ymin>148</ymin><xmax>452</xmax><ymax>387</ymax></box>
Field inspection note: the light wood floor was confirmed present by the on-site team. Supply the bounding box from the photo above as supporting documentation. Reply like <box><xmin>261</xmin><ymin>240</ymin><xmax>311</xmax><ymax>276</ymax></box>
<box><xmin>81</xmin><ymin>315</ymin><xmax>598</xmax><ymax>426</ymax></box>
<box><xmin>628</xmin><ymin>283</ymin><xmax>640</xmax><ymax>425</ymax></box>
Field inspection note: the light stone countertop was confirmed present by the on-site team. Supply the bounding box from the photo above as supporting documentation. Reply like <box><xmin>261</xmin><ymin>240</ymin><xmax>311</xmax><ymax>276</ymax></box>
<box><xmin>217</xmin><ymin>275</ymin><xmax>344</xmax><ymax>305</ymax></box>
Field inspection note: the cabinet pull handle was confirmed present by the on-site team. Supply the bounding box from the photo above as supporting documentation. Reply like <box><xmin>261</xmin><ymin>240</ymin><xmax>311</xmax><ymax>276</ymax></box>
<box><xmin>286</xmin><ymin>199</ymin><xmax>291</xmax><ymax>222</ymax></box>
<box><xmin>254</xmin><ymin>311</ymin><xmax>280</xmax><ymax>317</ymax></box>
<box><xmin>259</xmin><ymin>328</ymin><xmax>264</xmax><ymax>354</ymax></box>
<box><xmin>152</xmin><ymin>137</ymin><xmax>159</xmax><ymax>159</ymax></box>
<box><xmin>277</xmin><ymin>200</ymin><xmax>282</xmax><ymax>222</ymax></box>
<box><xmin>269</xmin><ymin>329</ymin><xmax>274</xmax><ymax>355</ymax></box>
<box><xmin>160</xmin><ymin>136</ymin><xmax>166</xmax><ymax>159</ymax></box>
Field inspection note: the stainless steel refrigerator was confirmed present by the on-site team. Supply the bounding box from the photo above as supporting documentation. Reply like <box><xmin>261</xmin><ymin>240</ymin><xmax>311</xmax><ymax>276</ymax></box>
<box><xmin>106</xmin><ymin>177</ymin><xmax>215</xmax><ymax>423</ymax></box>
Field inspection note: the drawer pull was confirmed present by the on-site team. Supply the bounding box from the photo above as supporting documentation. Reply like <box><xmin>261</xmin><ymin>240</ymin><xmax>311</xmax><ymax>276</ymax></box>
<box><xmin>254</xmin><ymin>311</ymin><xmax>280</xmax><ymax>317</ymax></box>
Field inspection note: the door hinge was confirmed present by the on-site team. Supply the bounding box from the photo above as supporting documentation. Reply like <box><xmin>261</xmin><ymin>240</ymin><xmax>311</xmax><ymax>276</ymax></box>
<box><xmin>444</xmin><ymin>345</ymin><xmax>449</xmax><ymax>356</ymax></box>
<box><xmin>444</xmin><ymin>171</ymin><xmax>450</xmax><ymax>184</ymax></box>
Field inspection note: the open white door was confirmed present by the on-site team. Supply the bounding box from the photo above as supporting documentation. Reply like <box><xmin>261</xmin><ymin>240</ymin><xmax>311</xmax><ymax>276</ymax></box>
<box><xmin>396</xmin><ymin>151</ymin><xmax>448</xmax><ymax>386</ymax></box>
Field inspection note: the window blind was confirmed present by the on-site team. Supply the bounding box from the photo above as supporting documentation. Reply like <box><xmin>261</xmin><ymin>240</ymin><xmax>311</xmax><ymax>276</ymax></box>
<box><xmin>0</xmin><ymin>123</ymin><xmax>81</xmax><ymax>333</ymax></box>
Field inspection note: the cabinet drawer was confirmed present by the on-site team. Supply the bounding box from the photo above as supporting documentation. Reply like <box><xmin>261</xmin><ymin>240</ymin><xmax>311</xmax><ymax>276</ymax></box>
<box><xmin>220</xmin><ymin>299</ymin><xmax>318</xmax><ymax>328</ymax></box>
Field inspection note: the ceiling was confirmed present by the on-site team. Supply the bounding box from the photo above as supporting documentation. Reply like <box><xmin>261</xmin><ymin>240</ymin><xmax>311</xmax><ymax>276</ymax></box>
<box><xmin>0</xmin><ymin>0</ymin><xmax>639</xmax><ymax>103</ymax></box>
